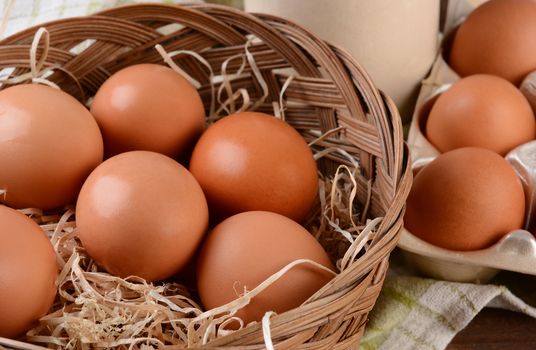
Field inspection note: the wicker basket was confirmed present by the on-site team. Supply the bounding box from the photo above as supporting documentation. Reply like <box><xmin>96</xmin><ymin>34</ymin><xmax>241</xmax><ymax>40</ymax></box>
<box><xmin>0</xmin><ymin>3</ymin><xmax>411</xmax><ymax>349</ymax></box>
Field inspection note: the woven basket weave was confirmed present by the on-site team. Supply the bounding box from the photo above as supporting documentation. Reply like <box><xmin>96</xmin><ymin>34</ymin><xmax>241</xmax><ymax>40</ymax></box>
<box><xmin>0</xmin><ymin>3</ymin><xmax>411</xmax><ymax>349</ymax></box>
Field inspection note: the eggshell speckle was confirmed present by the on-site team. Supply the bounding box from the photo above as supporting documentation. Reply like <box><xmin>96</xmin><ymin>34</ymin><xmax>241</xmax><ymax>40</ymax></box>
<box><xmin>0</xmin><ymin>84</ymin><xmax>103</xmax><ymax>209</ymax></box>
<box><xmin>90</xmin><ymin>64</ymin><xmax>205</xmax><ymax>159</ymax></box>
<box><xmin>404</xmin><ymin>147</ymin><xmax>525</xmax><ymax>251</ymax></box>
<box><xmin>76</xmin><ymin>151</ymin><xmax>208</xmax><ymax>282</ymax></box>
<box><xmin>426</xmin><ymin>75</ymin><xmax>536</xmax><ymax>155</ymax></box>
<box><xmin>0</xmin><ymin>205</ymin><xmax>58</xmax><ymax>338</ymax></box>
<box><xmin>189</xmin><ymin>112</ymin><xmax>318</xmax><ymax>223</ymax></box>
<box><xmin>197</xmin><ymin>211</ymin><xmax>335</xmax><ymax>325</ymax></box>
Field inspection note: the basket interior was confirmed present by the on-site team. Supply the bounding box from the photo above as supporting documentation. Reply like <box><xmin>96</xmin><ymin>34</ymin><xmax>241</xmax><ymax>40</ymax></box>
<box><xmin>0</xmin><ymin>4</ymin><xmax>411</xmax><ymax>349</ymax></box>
<box><xmin>0</xmin><ymin>4</ymin><xmax>406</xmax><ymax>222</ymax></box>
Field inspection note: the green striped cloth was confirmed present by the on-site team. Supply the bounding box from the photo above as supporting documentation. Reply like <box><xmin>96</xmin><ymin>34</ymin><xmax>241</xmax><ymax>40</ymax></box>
<box><xmin>0</xmin><ymin>0</ymin><xmax>199</xmax><ymax>39</ymax></box>
<box><xmin>361</xmin><ymin>272</ymin><xmax>536</xmax><ymax>350</ymax></box>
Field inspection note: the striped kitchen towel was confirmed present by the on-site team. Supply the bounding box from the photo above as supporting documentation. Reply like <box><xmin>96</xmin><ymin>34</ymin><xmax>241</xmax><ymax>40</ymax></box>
<box><xmin>0</xmin><ymin>0</ymin><xmax>201</xmax><ymax>39</ymax></box>
<box><xmin>361</xmin><ymin>273</ymin><xmax>536</xmax><ymax>350</ymax></box>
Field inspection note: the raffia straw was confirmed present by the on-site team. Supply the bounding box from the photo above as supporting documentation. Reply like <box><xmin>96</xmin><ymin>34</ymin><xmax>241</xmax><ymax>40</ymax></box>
<box><xmin>19</xmin><ymin>151</ymin><xmax>364</xmax><ymax>348</ymax></box>
<box><xmin>314</xmin><ymin>146</ymin><xmax>360</xmax><ymax>170</ymax></box>
<box><xmin>331</xmin><ymin>165</ymin><xmax>359</xmax><ymax>231</ymax></box>
<box><xmin>0</xmin><ymin>337</ymin><xmax>46</xmax><ymax>350</ymax></box>
<box><xmin>339</xmin><ymin>217</ymin><xmax>382</xmax><ymax>271</ymax></box>
<box><xmin>29</xmin><ymin>28</ymin><xmax>50</xmax><ymax>84</ymax></box>
<box><xmin>212</xmin><ymin>39</ymin><xmax>257</xmax><ymax>120</ymax></box>
<box><xmin>214</xmin><ymin>86</ymin><xmax>250</xmax><ymax>118</ymax></box>
<box><xmin>191</xmin><ymin>259</ymin><xmax>337</xmax><ymax>345</ymax></box>
<box><xmin>14</xmin><ymin>131</ymin><xmax>376</xmax><ymax>349</ymax></box>
<box><xmin>273</xmin><ymin>74</ymin><xmax>294</xmax><ymax>121</ymax></box>
<box><xmin>262</xmin><ymin>311</ymin><xmax>276</xmax><ymax>350</ymax></box>
<box><xmin>217</xmin><ymin>53</ymin><xmax>247</xmax><ymax>115</ymax></box>
<box><xmin>210</xmin><ymin>37</ymin><xmax>270</xmax><ymax>121</ymax></box>
<box><xmin>18</xmin><ymin>207</ymin><xmax>43</xmax><ymax>217</ymax></box>
<box><xmin>23</xmin><ymin>209</ymin><xmax>202</xmax><ymax>348</ymax></box>
<box><xmin>308</xmin><ymin>127</ymin><xmax>345</xmax><ymax>148</ymax></box>
<box><xmin>155</xmin><ymin>44</ymin><xmax>202</xmax><ymax>89</ymax></box>
<box><xmin>194</xmin><ymin>259</ymin><xmax>337</xmax><ymax>323</ymax></box>
<box><xmin>155</xmin><ymin>44</ymin><xmax>216</xmax><ymax>119</ymax></box>
<box><xmin>308</xmin><ymin>145</ymin><xmax>378</xmax><ymax>270</ymax></box>
<box><xmin>0</xmin><ymin>27</ymin><xmax>85</xmax><ymax>98</ymax></box>
<box><xmin>0</xmin><ymin>3</ymin><xmax>410</xmax><ymax>349</ymax></box>
<box><xmin>4</xmin><ymin>13</ymin><xmax>392</xmax><ymax>350</ymax></box>
<box><xmin>244</xmin><ymin>38</ymin><xmax>269</xmax><ymax>111</ymax></box>
<box><xmin>24</xmin><ymin>63</ymin><xmax>374</xmax><ymax>349</ymax></box>
<box><xmin>316</xmin><ymin>165</ymin><xmax>362</xmax><ymax>253</ymax></box>
<box><xmin>0</xmin><ymin>28</ymin><xmax>59</xmax><ymax>89</ymax></box>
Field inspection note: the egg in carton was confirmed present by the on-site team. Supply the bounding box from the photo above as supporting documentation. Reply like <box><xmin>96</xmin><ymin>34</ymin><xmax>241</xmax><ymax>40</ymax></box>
<box><xmin>400</xmin><ymin>0</ymin><xmax>536</xmax><ymax>283</ymax></box>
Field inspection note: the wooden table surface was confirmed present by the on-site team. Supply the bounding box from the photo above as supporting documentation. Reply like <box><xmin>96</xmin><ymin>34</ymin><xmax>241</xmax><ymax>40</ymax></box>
<box><xmin>448</xmin><ymin>308</ymin><xmax>536</xmax><ymax>349</ymax></box>
<box><xmin>447</xmin><ymin>271</ymin><xmax>536</xmax><ymax>349</ymax></box>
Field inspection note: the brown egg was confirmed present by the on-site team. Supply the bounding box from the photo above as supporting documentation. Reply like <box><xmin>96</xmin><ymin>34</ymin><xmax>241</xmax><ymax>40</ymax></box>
<box><xmin>189</xmin><ymin>112</ymin><xmax>318</xmax><ymax>223</ymax></box>
<box><xmin>0</xmin><ymin>205</ymin><xmax>58</xmax><ymax>338</ymax></box>
<box><xmin>76</xmin><ymin>151</ymin><xmax>208</xmax><ymax>282</ymax></box>
<box><xmin>197</xmin><ymin>211</ymin><xmax>334</xmax><ymax>325</ymax></box>
<box><xmin>449</xmin><ymin>0</ymin><xmax>536</xmax><ymax>85</ymax></box>
<box><xmin>426</xmin><ymin>75</ymin><xmax>536</xmax><ymax>155</ymax></box>
<box><xmin>0</xmin><ymin>84</ymin><xmax>103</xmax><ymax>209</ymax></box>
<box><xmin>90</xmin><ymin>64</ymin><xmax>205</xmax><ymax>159</ymax></box>
<box><xmin>404</xmin><ymin>147</ymin><xmax>525</xmax><ymax>251</ymax></box>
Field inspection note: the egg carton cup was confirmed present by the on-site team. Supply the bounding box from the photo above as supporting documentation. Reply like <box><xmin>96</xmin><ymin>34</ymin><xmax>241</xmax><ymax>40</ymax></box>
<box><xmin>401</xmin><ymin>0</ymin><xmax>536</xmax><ymax>283</ymax></box>
<box><xmin>0</xmin><ymin>3</ymin><xmax>411</xmax><ymax>350</ymax></box>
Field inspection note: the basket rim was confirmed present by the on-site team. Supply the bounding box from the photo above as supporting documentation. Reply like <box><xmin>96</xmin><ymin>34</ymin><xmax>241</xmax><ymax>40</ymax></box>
<box><xmin>0</xmin><ymin>3</ymin><xmax>412</xmax><ymax>348</ymax></box>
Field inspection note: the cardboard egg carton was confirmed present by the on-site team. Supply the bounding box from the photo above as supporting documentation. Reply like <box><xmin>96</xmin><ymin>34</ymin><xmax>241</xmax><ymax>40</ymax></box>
<box><xmin>398</xmin><ymin>0</ymin><xmax>536</xmax><ymax>283</ymax></box>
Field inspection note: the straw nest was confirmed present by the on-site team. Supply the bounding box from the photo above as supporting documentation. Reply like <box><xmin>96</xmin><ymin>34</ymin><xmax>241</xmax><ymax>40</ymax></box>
<box><xmin>0</xmin><ymin>3</ymin><xmax>411</xmax><ymax>349</ymax></box>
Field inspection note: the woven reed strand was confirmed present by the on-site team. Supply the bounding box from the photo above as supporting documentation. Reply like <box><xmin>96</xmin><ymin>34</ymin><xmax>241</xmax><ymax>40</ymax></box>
<box><xmin>0</xmin><ymin>3</ymin><xmax>412</xmax><ymax>349</ymax></box>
